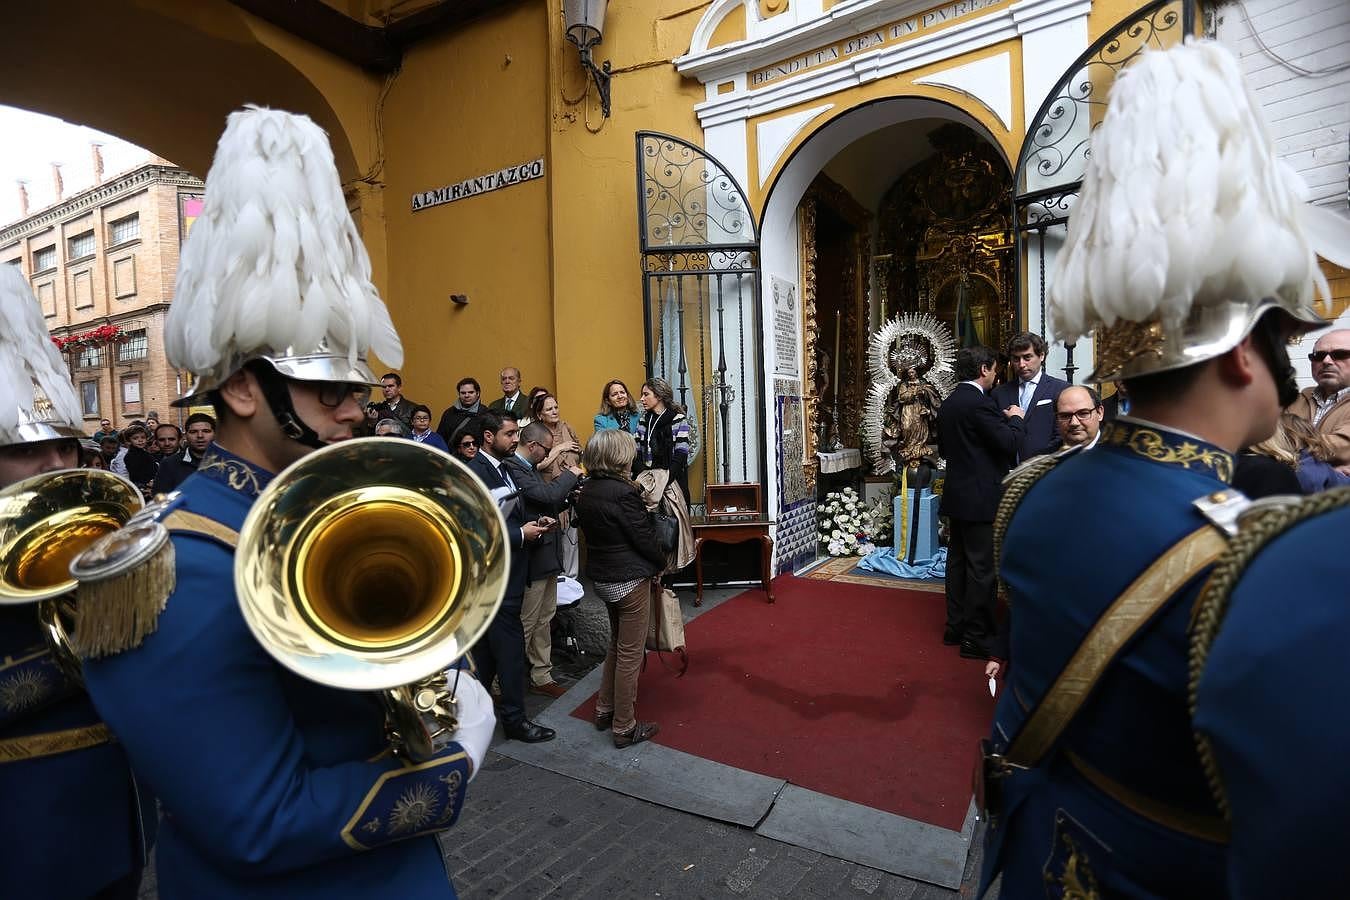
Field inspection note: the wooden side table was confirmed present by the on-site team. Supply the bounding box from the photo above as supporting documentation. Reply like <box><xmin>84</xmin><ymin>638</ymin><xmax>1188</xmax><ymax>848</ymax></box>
<box><xmin>689</xmin><ymin>517</ymin><xmax>774</xmax><ymax>607</ymax></box>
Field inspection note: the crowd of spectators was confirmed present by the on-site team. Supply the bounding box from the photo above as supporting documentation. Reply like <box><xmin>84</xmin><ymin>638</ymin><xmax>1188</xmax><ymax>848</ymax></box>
<box><xmin>80</xmin><ymin>412</ymin><xmax>217</xmax><ymax>499</ymax></box>
<box><xmin>357</xmin><ymin>364</ymin><xmax>691</xmax><ymax>749</ymax></box>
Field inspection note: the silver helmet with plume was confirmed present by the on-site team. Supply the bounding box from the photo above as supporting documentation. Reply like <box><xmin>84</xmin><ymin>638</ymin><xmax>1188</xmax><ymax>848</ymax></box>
<box><xmin>0</xmin><ymin>266</ymin><xmax>84</xmax><ymax>447</ymax></box>
<box><xmin>167</xmin><ymin>106</ymin><xmax>402</xmax><ymax>405</ymax></box>
<box><xmin>1048</xmin><ymin>40</ymin><xmax>1350</xmax><ymax>383</ymax></box>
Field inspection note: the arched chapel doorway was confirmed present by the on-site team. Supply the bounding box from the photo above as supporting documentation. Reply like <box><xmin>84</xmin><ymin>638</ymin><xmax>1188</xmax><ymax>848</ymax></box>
<box><xmin>760</xmin><ymin>100</ymin><xmax>1012</xmax><ymax>509</ymax></box>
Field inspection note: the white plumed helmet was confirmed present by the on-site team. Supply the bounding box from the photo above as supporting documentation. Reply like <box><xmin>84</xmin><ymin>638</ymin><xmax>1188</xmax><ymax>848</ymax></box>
<box><xmin>0</xmin><ymin>266</ymin><xmax>84</xmax><ymax>447</ymax></box>
<box><xmin>1048</xmin><ymin>39</ymin><xmax>1350</xmax><ymax>382</ymax></box>
<box><xmin>166</xmin><ymin>106</ymin><xmax>403</xmax><ymax>405</ymax></box>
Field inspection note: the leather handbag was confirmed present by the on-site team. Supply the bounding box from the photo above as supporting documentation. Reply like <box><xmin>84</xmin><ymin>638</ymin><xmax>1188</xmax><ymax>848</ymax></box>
<box><xmin>650</xmin><ymin>511</ymin><xmax>679</xmax><ymax>553</ymax></box>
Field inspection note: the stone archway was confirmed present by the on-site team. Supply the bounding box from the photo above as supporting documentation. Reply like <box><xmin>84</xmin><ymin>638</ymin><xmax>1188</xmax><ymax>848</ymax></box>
<box><xmin>0</xmin><ymin>0</ymin><xmax>371</xmax><ymax>180</ymax></box>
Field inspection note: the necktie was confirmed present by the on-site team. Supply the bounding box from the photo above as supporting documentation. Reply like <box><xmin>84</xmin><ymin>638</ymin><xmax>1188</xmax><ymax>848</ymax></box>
<box><xmin>1019</xmin><ymin>380</ymin><xmax>1032</xmax><ymax>409</ymax></box>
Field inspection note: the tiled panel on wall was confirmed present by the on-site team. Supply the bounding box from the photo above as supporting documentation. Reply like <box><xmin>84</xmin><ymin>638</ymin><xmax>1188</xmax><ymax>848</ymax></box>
<box><xmin>774</xmin><ymin>376</ymin><xmax>819</xmax><ymax>573</ymax></box>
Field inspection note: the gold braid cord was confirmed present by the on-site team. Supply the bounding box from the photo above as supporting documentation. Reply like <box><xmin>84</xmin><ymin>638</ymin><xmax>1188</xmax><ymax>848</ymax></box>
<box><xmin>1189</xmin><ymin>486</ymin><xmax>1350</xmax><ymax>819</ymax></box>
<box><xmin>993</xmin><ymin>452</ymin><xmax>1067</xmax><ymax>605</ymax></box>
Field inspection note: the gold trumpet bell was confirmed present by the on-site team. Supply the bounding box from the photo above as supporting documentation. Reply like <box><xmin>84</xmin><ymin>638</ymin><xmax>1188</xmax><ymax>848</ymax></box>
<box><xmin>0</xmin><ymin>470</ymin><xmax>144</xmax><ymax>604</ymax></box>
<box><xmin>236</xmin><ymin>437</ymin><xmax>508</xmax><ymax>694</ymax></box>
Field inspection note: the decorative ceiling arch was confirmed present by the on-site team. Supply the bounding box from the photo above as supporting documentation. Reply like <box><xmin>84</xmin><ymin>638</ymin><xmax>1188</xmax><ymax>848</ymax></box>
<box><xmin>0</xmin><ymin>0</ymin><xmax>368</xmax><ymax>180</ymax></box>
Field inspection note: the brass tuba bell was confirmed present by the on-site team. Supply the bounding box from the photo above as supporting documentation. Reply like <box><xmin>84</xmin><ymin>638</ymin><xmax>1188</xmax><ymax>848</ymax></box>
<box><xmin>0</xmin><ymin>469</ymin><xmax>145</xmax><ymax>678</ymax></box>
<box><xmin>235</xmin><ymin>437</ymin><xmax>508</xmax><ymax>761</ymax></box>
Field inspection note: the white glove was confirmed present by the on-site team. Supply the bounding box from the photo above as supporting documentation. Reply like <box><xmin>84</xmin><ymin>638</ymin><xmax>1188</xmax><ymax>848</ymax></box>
<box><xmin>449</xmin><ymin>672</ymin><xmax>496</xmax><ymax>781</ymax></box>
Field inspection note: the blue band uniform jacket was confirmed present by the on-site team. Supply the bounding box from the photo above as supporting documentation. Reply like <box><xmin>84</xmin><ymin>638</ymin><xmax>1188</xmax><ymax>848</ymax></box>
<box><xmin>82</xmin><ymin>444</ymin><xmax>474</xmax><ymax>899</ymax></box>
<box><xmin>1</xmin><ymin>607</ymin><xmax>154</xmax><ymax>899</ymax></box>
<box><xmin>982</xmin><ymin>420</ymin><xmax>1234</xmax><ymax>899</ymax></box>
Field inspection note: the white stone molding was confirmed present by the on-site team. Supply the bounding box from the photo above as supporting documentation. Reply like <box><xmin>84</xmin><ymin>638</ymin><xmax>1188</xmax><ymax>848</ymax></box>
<box><xmin>913</xmin><ymin>51</ymin><xmax>1012</xmax><ymax>130</ymax></box>
<box><xmin>756</xmin><ymin>103</ymin><xmax>835</xmax><ymax>185</ymax></box>
<box><xmin>680</xmin><ymin>0</ymin><xmax>1090</xmax><ymax>131</ymax></box>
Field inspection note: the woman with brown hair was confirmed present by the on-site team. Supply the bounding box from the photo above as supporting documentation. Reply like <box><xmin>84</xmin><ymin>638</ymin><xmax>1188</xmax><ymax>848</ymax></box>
<box><xmin>1265</xmin><ymin>412</ymin><xmax>1350</xmax><ymax>493</ymax></box>
<box><xmin>594</xmin><ymin>379</ymin><xmax>640</xmax><ymax>434</ymax></box>
<box><xmin>576</xmin><ymin>429</ymin><xmax>665</xmax><ymax>748</ymax></box>
<box><xmin>533</xmin><ymin>392</ymin><xmax>583</xmax><ymax>578</ymax></box>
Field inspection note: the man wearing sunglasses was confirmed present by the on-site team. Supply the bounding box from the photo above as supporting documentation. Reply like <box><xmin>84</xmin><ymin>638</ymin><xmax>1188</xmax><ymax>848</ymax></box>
<box><xmin>75</xmin><ymin>108</ymin><xmax>495</xmax><ymax>900</ymax></box>
<box><xmin>1053</xmin><ymin>385</ymin><xmax>1104</xmax><ymax>451</ymax></box>
<box><xmin>1288</xmin><ymin>329</ymin><xmax>1350</xmax><ymax>469</ymax></box>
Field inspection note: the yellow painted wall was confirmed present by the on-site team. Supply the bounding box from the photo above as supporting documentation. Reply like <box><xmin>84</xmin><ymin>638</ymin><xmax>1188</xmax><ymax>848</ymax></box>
<box><xmin>379</xmin><ymin>3</ymin><xmax>553</xmax><ymax>412</ymax></box>
<box><xmin>543</xmin><ymin>1</ymin><xmax>711</xmax><ymax>441</ymax></box>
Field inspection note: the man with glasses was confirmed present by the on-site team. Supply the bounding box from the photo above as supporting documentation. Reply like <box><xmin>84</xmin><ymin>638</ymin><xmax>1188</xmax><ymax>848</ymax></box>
<box><xmin>0</xmin><ymin>265</ymin><xmax>153</xmax><ymax>899</ymax></box>
<box><xmin>1053</xmin><ymin>385</ymin><xmax>1104</xmax><ymax>451</ymax></box>
<box><xmin>1289</xmin><ymin>329</ymin><xmax>1350</xmax><ymax>468</ymax></box>
<box><xmin>504</xmin><ymin>421</ymin><xmax>584</xmax><ymax>699</ymax></box>
<box><xmin>75</xmin><ymin>108</ymin><xmax>495</xmax><ymax>899</ymax></box>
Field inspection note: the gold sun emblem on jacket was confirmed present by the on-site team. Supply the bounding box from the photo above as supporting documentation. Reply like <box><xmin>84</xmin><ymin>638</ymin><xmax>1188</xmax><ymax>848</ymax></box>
<box><xmin>388</xmin><ymin>781</ymin><xmax>441</xmax><ymax>835</ymax></box>
<box><xmin>0</xmin><ymin>669</ymin><xmax>50</xmax><ymax>713</ymax></box>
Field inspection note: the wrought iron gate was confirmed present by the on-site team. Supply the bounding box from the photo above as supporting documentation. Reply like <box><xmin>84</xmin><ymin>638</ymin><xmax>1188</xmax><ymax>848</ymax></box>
<box><xmin>637</xmin><ymin>132</ymin><xmax>764</xmax><ymax>512</ymax></box>
<box><xmin>1012</xmin><ymin>0</ymin><xmax>1199</xmax><ymax>381</ymax></box>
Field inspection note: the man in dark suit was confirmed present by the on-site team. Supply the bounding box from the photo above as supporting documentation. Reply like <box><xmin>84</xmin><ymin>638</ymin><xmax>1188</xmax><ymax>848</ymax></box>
<box><xmin>375</xmin><ymin>372</ymin><xmax>419</xmax><ymax>432</ymax></box>
<box><xmin>465</xmin><ymin>409</ymin><xmax>556</xmax><ymax>743</ymax></box>
<box><xmin>991</xmin><ymin>332</ymin><xmax>1067</xmax><ymax>461</ymax></box>
<box><xmin>937</xmin><ymin>345</ymin><xmax>1025</xmax><ymax>659</ymax></box>
<box><xmin>489</xmin><ymin>366</ymin><xmax>527</xmax><ymax>416</ymax></box>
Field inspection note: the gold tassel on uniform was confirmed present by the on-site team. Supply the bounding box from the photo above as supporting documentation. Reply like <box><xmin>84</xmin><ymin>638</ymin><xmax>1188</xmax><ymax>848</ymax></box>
<box><xmin>70</xmin><ymin>521</ymin><xmax>176</xmax><ymax>658</ymax></box>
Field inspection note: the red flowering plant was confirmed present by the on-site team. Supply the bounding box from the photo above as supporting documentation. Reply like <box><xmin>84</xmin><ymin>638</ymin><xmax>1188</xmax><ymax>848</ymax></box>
<box><xmin>54</xmin><ymin>324</ymin><xmax>125</xmax><ymax>352</ymax></box>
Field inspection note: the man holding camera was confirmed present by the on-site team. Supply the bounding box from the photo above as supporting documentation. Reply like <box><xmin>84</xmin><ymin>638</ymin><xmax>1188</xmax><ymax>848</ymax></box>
<box><xmin>504</xmin><ymin>421</ymin><xmax>584</xmax><ymax>698</ymax></box>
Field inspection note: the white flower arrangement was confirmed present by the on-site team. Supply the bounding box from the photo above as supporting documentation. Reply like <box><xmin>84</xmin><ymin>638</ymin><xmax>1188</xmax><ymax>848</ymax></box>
<box><xmin>817</xmin><ymin>487</ymin><xmax>883</xmax><ymax>557</ymax></box>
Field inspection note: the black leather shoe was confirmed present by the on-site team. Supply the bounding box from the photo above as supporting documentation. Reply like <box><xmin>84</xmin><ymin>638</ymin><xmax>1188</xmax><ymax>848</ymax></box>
<box><xmin>959</xmin><ymin>638</ymin><xmax>989</xmax><ymax>660</ymax></box>
<box><xmin>594</xmin><ymin>711</ymin><xmax>613</xmax><ymax>731</ymax></box>
<box><xmin>942</xmin><ymin>627</ymin><xmax>963</xmax><ymax>646</ymax></box>
<box><xmin>503</xmin><ymin>720</ymin><xmax>556</xmax><ymax>743</ymax></box>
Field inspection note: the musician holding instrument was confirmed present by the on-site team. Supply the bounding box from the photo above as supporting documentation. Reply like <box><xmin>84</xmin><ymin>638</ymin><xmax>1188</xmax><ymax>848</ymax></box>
<box><xmin>0</xmin><ymin>265</ymin><xmax>154</xmax><ymax>898</ymax></box>
<box><xmin>71</xmin><ymin>108</ymin><xmax>499</xmax><ymax>899</ymax></box>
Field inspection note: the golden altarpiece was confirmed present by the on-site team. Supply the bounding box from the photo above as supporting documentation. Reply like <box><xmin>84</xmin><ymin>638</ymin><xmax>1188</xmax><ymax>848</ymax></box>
<box><xmin>800</xmin><ymin>124</ymin><xmax>1014</xmax><ymax>473</ymax></box>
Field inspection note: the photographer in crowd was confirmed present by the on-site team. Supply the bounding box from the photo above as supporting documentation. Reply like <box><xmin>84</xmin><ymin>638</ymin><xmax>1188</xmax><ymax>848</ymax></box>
<box><xmin>503</xmin><ymin>421</ymin><xmax>583</xmax><ymax>698</ymax></box>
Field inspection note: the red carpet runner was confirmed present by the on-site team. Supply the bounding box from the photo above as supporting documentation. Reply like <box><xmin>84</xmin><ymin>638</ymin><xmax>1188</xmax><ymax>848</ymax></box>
<box><xmin>571</xmin><ymin>575</ymin><xmax>995</xmax><ymax>832</ymax></box>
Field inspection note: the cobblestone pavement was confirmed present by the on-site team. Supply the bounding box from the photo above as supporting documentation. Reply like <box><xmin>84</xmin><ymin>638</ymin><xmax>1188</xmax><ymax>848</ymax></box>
<box><xmin>137</xmin><ymin>590</ymin><xmax>988</xmax><ymax>898</ymax></box>
<box><xmin>440</xmin><ymin>748</ymin><xmax>986</xmax><ymax>900</ymax></box>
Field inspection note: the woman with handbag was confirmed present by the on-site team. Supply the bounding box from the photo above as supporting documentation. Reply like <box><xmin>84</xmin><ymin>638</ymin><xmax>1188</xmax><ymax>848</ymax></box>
<box><xmin>633</xmin><ymin>377</ymin><xmax>691</xmax><ymax>506</ymax></box>
<box><xmin>576</xmin><ymin>429</ymin><xmax>666</xmax><ymax>748</ymax></box>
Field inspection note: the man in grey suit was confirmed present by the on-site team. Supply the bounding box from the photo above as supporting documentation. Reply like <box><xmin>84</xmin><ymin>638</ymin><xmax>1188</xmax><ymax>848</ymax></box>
<box><xmin>992</xmin><ymin>332</ymin><xmax>1068</xmax><ymax>461</ymax></box>
<box><xmin>503</xmin><ymin>422</ymin><xmax>583</xmax><ymax>697</ymax></box>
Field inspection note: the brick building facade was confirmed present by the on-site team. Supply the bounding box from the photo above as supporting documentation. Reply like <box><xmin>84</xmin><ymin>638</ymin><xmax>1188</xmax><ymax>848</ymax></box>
<box><xmin>0</xmin><ymin>162</ymin><xmax>204</xmax><ymax>434</ymax></box>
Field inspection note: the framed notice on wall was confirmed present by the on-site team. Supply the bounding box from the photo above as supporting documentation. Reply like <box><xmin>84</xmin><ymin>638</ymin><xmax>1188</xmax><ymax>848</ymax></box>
<box><xmin>771</xmin><ymin>275</ymin><xmax>800</xmax><ymax>378</ymax></box>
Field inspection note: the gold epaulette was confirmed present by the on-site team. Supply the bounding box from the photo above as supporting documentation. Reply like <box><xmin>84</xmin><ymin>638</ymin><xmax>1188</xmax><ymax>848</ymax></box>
<box><xmin>1189</xmin><ymin>486</ymin><xmax>1350</xmax><ymax>818</ymax></box>
<box><xmin>71</xmin><ymin>510</ymin><xmax>239</xmax><ymax>659</ymax></box>
<box><xmin>993</xmin><ymin>447</ymin><xmax>1080</xmax><ymax>604</ymax></box>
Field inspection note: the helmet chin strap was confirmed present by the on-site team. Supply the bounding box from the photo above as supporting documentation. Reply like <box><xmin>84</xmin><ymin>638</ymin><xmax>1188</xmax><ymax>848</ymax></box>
<box><xmin>1251</xmin><ymin>312</ymin><xmax>1300</xmax><ymax>409</ymax></box>
<box><xmin>245</xmin><ymin>362</ymin><xmax>326</xmax><ymax>450</ymax></box>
